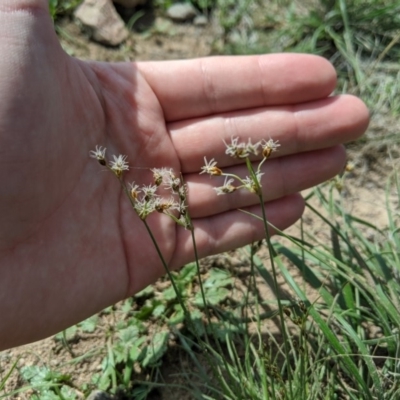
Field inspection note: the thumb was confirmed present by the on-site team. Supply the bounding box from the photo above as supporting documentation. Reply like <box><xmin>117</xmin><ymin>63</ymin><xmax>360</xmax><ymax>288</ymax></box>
<box><xmin>0</xmin><ymin>0</ymin><xmax>65</xmax><ymax>108</ymax></box>
<box><xmin>0</xmin><ymin>0</ymin><xmax>60</xmax><ymax>57</ymax></box>
<box><xmin>0</xmin><ymin>0</ymin><xmax>49</xmax><ymax>12</ymax></box>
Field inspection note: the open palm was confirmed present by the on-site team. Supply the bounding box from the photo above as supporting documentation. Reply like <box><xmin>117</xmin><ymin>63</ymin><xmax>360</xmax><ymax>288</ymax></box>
<box><xmin>0</xmin><ymin>0</ymin><xmax>369</xmax><ymax>349</ymax></box>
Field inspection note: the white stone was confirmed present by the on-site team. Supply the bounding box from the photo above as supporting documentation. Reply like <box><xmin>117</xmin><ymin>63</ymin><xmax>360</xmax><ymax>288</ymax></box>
<box><xmin>74</xmin><ymin>0</ymin><xmax>129</xmax><ymax>46</ymax></box>
<box><xmin>193</xmin><ymin>14</ymin><xmax>208</xmax><ymax>26</ymax></box>
<box><xmin>166</xmin><ymin>3</ymin><xmax>197</xmax><ymax>22</ymax></box>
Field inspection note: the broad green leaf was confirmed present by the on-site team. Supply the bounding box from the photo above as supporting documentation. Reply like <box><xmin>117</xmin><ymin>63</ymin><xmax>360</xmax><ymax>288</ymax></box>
<box><xmin>134</xmin><ymin>285</ymin><xmax>153</xmax><ymax>298</ymax></box>
<box><xmin>204</xmin><ymin>268</ymin><xmax>233</xmax><ymax>288</ymax></box>
<box><xmin>194</xmin><ymin>287</ymin><xmax>230</xmax><ymax>306</ymax></box>
<box><xmin>168</xmin><ymin>304</ymin><xmax>184</xmax><ymax>325</ymax></box>
<box><xmin>79</xmin><ymin>315</ymin><xmax>98</xmax><ymax>333</ymax></box>
<box><xmin>141</xmin><ymin>331</ymin><xmax>169</xmax><ymax>367</ymax></box>
<box><xmin>54</xmin><ymin>325</ymin><xmax>77</xmax><ymax>341</ymax></box>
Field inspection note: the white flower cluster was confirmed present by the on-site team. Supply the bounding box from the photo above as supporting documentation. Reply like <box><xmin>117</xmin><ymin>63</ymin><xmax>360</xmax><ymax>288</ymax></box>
<box><xmin>90</xmin><ymin>146</ymin><xmax>190</xmax><ymax>227</ymax></box>
<box><xmin>89</xmin><ymin>146</ymin><xmax>129</xmax><ymax>177</ymax></box>
<box><xmin>130</xmin><ymin>168</ymin><xmax>188</xmax><ymax>225</ymax></box>
<box><xmin>224</xmin><ymin>137</ymin><xmax>280</xmax><ymax>159</ymax></box>
<box><xmin>200</xmin><ymin>137</ymin><xmax>280</xmax><ymax>196</ymax></box>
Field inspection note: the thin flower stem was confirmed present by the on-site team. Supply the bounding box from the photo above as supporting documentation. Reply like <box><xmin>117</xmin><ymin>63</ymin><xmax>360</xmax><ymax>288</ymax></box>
<box><xmin>117</xmin><ymin>175</ymin><xmax>191</xmax><ymax>320</ymax></box>
<box><xmin>93</xmin><ymin>151</ymin><xmax>243</xmax><ymax>397</ymax></box>
<box><xmin>186</xmin><ymin>213</ymin><xmax>241</xmax><ymax>391</ymax></box>
<box><xmin>142</xmin><ymin>217</ymin><xmax>237</xmax><ymax>398</ymax></box>
<box><xmin>220</xmin><ymin>172</ymin><xmax>243</xmax><ymax>182</ymax></box>
<box><xmin>257</xmin><ymin>156</ymin><xmax>267</xmax><ymax>174</ymax></box>
<box><xmin>142</xmin><ymin>219</ymin><xmax>190</xmax><ymax>316</ymax></box>
<box><xmin>188</xmin><ymin>223</ymin><xmax>212</xmax><ymax>326</ymax></box>
<box><xmin>245</xmin><ymin>157</ymin><xmax>294</xmax><ymax>398</ymax></box>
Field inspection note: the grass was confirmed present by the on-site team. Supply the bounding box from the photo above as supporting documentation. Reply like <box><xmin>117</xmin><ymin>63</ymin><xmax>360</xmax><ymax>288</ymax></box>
<box><xmin>1</xmin><ymin>1</ymin><xmax>399</xmax><ymax>399</ymax></box>
<box><xmin>48</xmin><ymin>0</ymin><xmax>82</xmax><ymax>20</ymax></box>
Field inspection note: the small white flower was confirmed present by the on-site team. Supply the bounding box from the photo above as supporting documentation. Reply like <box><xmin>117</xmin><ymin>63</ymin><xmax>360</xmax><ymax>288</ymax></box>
<box><xmin>224</xmin><ymin>136</ymin><xmax>248</xmax><ymax>158</ymax></box>
<box><xmin>89</xmin><ymin>145</ymin><xmax>107</xmax><ymax>164</ymax></box>
<box><xmin>224</xmin><ymin>137</ymin><xmax>262</xmax><ymax>158</ymax></box>
<box><xmin>128</xmin><ymin>182</ymin><xmax>140</xmax><ymax>200</ymax></box>
<box><xmin>151</xmin><ymin>167</ymin><xmax>174</xmax><ymax>186</ymax></box>
<box><xmin>164</xmin><ymin>175</ymin><xmax>181</xmax><ymax>193</ymax></box>
<box><xmin>133</xmin><ymin>198</ymin><xmax>156</xmax><ymax>220</ymax></box>
<box><xmin>109</xmin><ymin>154</ymin><xmax>129</xmax><ymax>176</ymax></box>
<box><xmin>242</xmin><ymin>172</ymin><xmax>264</xmax><ymax>194</ymax></box>
<box><xmin>246</xmin><ymin>138</ymin><xmax>262</xmax><ymax>156</ymax></box>
<box><xmin>178</xmin><ymin>184</ymin><xmax>188</xmax><ymax>201</ymax></box>
<box><xmin>141</xmin><ymin>184</ymin><xmax>158</xmax><ymax>200</ymax></box>
<box><xmin>200</xmin><ymin>157</ymin><xmax>222</xmax><ymax>175</ymax></box>
<box><xmin>178</xmin><ymin>214</ymin><xmax>191</xmax><ymax>229</ymax></box>
<box><xmin>214</xmin><ymin>177</ymin><xmax>236</xmax><ymax>195</ymax></box>
<box><xmin>261</xmin><ymin>139</ymin><xmax>280</xmax><ymax>158</ymax></box>
<box><xmin>154</xmin><ymin>197</ymin><xmax>180</xmax><ymax>213</ymax></box>
<box><xmin>177</xmin><ymin>201</ymin><xmax>187</xmax><ymax>216</ymax></box>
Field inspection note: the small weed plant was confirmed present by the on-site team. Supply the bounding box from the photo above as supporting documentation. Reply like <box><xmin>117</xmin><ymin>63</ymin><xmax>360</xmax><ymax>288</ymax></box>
<box><xmin>3</xmin><ymin>137</ymin><xmax>399</xmax><ymax>399</ymax></box>
<box><xmin>48</xmin><ymin>0</ymin><xmax>82</xmax><ymax>20</ymax></box>
<box><xmin>3</xmin><ymin>2</ymin><xmax>398</xmax><ymax>399</ymax></box>
<box><xmin>85</xmin><ymin>136</ymin><xmax>399</xmax><ymax>399</ymax></box>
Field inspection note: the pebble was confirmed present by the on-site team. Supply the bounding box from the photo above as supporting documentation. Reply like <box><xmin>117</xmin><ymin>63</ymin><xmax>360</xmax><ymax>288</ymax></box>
<box><xmin>194</xmin><ymin>15</ymin><xmax>208</xmax><ymax>26</ymax></box>
<box><xmin>166</xmin><ymin>3</ymin><xmax>197</xmax><ymax>22</ymax></box>
<box><xmin>74</xmin><ymin>0</ymin><xmax>129</xmax><ymax>46</ymax></box>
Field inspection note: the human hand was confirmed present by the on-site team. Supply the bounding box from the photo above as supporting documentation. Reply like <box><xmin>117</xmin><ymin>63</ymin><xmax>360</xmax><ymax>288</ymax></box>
<box><xmin>0</xmin><ymin>0</ymin><xmax>369</xmax><ymax>349</ymax></box>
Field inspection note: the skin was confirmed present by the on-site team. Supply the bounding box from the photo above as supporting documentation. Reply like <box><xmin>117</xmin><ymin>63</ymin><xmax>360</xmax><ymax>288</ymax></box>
<box><xmin>0</xmin><ymin>0</ymin><xmax>369</xmax><ymax>350</ymax></box>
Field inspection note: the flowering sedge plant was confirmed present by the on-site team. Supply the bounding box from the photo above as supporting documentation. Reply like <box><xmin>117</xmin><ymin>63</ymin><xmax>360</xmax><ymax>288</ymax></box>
<box><xmin>89</xmin><ymin>136</ymin><xmax>281</xmax><ymax>321</ymax></box>
<box><xmin>198</xmin><ymin>136</ymin><xmax>295</xmax><ymax>385</ymax></box>
<box><xmin>89</xmin><ymin>136</ymin><xmax>280</xmax><ymax>228</ymax></box>
<box><xmin>200</xmin><ymin>137</ymin><xmax>280</xmax><ymax>195</ymax></box>
<box><xmin>89</xmin><ymin>136</ymin><xmax>288</xmax><ymax>390</ymax></box>
<box><xmin>89</xmin><ymin>146</ymin><xmax>190</xmax><ymax>229</ymax></box>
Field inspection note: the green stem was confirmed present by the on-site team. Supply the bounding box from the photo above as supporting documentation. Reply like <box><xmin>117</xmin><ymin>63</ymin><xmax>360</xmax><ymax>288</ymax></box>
<box><xmin>187</xmin><ymin>214</ymin><xmax>243</xmax><ymax>396</ymax></box>
<box><xmin>245</xmin><ymin>157</ymin><xmax>294</xmax><ymax>398</ymax></box>
<box><xmin>142</xmin><ymin>219</ymin><xmax>190</xmax><ymax>319</ymax></box>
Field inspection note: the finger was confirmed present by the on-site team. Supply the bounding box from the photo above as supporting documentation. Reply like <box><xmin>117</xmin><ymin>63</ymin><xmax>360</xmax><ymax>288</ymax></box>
<box><xmin>0</xmin><ymin>0</ymin><xmax>48</xmax><ymax>12</ymax></box>
<box><xmin>185</xmin><ymin>146</ymin><xmax>345</xmax><ymax>218</ymax></box>
<box><xmin>138</xmin><ymin>54</ymin><xmax>336</xmax><ymax>121</ymax></box>
<box><xmin>170</xmin><ymin>193</ymin><xmax>304</xmax><ymax>268</ymax></box>
<box><xmin>171</xmin><ymin>94</ymin><xmax>369</xmax><ymax>173</ymax></box>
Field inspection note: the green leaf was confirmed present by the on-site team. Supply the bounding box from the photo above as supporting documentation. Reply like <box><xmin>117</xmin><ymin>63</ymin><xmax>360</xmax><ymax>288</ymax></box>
<box><xmin>177</xmin><ymin>262</ymin><xmax>197</xmax><ymax>284</ymax></box>
<box><xmin>194</xmin><ymin>287</ymin><xmax>230</xmax><ymax>306</ymax></box>
<box><xmin>204</xmin><ymin>268</ymin><xmax>233</xmax><ymax>289</ymax></box>
<box><xmin>152</xmin><ymin>303</ymin><xmax>166</xmax><ymax>317</ymax></box>
<box><xmin>35</xmin><ymin>390</ymin><xmax>59</xmax><ymax>400</ymax></box>
<box><xmin>120</xmin><ymin>298</ymin><xmax>134</xmax><ymax>314</ymax></box>
<box><xmin>118</xmin><ymin>325</ymin><xmax>140</xmax><ymax>343</ymax></box>
<box><xmin>134</xmin><ymin>285</ymin><xmax>154</xmax><ymax>298</ymax></box>
<box><xmin>141</xmin><ymin>331</ymin><xmax>169</xmax><ymax>367</ymax></box>
<box><xmin>161</xmin><ymin>285</ymin><xmax>177</xmax><ymax>301</ymax></box>
<box><xmin>128</xmin><ymin>338</ymin><xmax>147</xmax><ymax>363</ymax></box>
<box><xmin>54</xmin><ymin>325</ymin><xmax>77</xmax><ymax>341</ymax></box>
<box><xmin>206</xmin><ymin>321</ymin><xmax>240</xmax><ymax>341</ymax></box>
<box><xmin>21</xmin><ymin>365</ymin><xmax>70</xmax><ymax>391</ymax></box>
<box><xmin>113</xmin><ymin>325</ymin><xmax>142</xmax><ymax>363</ymax></box>
<box><xmin>134</xmin><ymin>299</ymin><xmax>157</xmax><ymax>320</ymax></box>
<box><xmin>60</xmin><ymin>385</ymin><xmax>77</xmax><ymax>399</ymax></box>
<box><xmin>168</xmin><ymin>304</ymin><xmax>185</xmax><ymax>325</ymax></box>
<box><xmin>79</xmin><ymin>315</ymin><xmax>98</xmax><ymax>333</ymax></box>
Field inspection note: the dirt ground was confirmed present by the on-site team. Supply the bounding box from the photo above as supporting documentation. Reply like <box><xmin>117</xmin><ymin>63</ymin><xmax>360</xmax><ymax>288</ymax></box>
<box><xmin>1</xmin><ymin>7</ymin><xmax>399</xmax><ymax>400</ymax></box>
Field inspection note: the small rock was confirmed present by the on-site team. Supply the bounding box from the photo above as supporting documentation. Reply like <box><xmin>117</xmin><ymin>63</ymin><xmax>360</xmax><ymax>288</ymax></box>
<box><xmin>113</xmin><ymin>0</ymin><xmax>147</xmax><ymax>7</ymax></box>
<box><xmin>193</xmin><ymin>14</ymin><xmax>208</xmax><ymax>26</ymax></box>
<box><xmin>87</xmin><ymin>390</ymin><xmax>114</xmax><ymax>400</ymax></box>
<box><xmin>74</xmin><ymin>0</ymin><xmax>129</xmax><ymax>46</ymax></box>
<box><xmin>166</xmin><ymin>3</ymin><xmax>197</xmax><ymax>22</ymax></box>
